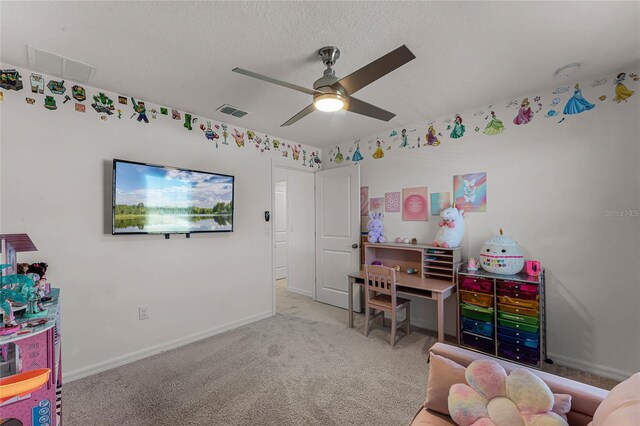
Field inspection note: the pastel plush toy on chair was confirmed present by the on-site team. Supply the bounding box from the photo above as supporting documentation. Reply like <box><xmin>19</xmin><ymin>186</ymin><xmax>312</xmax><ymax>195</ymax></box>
<box><xmin>433</xmin><ymin>206</ymin><xmax>465</xmax><ymax>248</ymax></box>
<box><xmin>448</xmin><ymin>359</ymin><xmax>568</xmax><ymax>426</ymax></box>
<box><xmin>367</xmin><ymin>211</ymin><xmax>386</xmax><ymax>243</ymax></box>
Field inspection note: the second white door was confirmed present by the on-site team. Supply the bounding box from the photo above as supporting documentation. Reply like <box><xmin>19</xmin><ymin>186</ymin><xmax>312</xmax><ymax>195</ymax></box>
<box><xmin>315</xmin><ymin>165</ymin><xmax>361</xmax><ymax>310</ymax></box>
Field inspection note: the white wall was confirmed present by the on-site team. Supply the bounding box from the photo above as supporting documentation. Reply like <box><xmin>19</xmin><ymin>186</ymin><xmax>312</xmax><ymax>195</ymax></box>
<box><xmin>0</xmin><ymin>65</ymin><xmax>320</xmax><ymax>380</ymax></box>
<box><xmin>325</xmin><ymin>69</ymin><xmax>640</xmax><ymax>380</ymax></box>
<box><xmin>274</xmin><ymin>166</ymin><xmax>315</xmax><ymax>297</ymax></box>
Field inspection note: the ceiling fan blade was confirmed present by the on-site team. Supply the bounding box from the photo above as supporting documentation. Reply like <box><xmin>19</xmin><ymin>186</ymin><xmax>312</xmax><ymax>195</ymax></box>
<box><xmin>281</xmin><ymin>104</ymin><xmax>316</xmax><ymax>127</ymax></box>
<box><xmin>232</xmin><ymin>68</ymin><xmax>320</xmax><ymax>96</ymax></box>
<box><xmin>346</xmin><ymin>97</ymin><xmax>395</xmax><ymax>122</ymax></box>
<box><xmin>331</xmin><ymin>45</ymin><xmax>415</xmax><ymax>96</ymax></box>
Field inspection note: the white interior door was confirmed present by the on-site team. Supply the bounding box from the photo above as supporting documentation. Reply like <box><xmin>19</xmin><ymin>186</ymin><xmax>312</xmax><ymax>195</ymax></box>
<box><xmin>274</xmin><ymin>180</ymin><xmax>288</xmax><ymax>280</ymax></box>
<box><xmin>315</xmin><ymin>165</ymin><xmax>360</xmax><ymax>310</ymax></box>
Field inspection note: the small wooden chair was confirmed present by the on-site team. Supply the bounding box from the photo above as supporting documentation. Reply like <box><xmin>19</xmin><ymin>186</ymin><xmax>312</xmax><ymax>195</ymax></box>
<box><xmin>364</xmin><ymin>264</ymin><xmax>411</xmax><ymax>346</ymax></box>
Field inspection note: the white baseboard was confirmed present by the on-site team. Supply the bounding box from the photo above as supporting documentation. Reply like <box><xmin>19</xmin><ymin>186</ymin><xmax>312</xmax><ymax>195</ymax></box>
<box><xmin>410</xmin><ymin>318</ymin><xmax>632</xmax><ymax>382</ymax></box>
<box><xmin>63</xmin><ymin>310</ymin><xmax>273</xmax><ymax>383</ymax></box>
<box><xmin>286</xmin><ymin>286</ymin><xmax>313</xmax><ymax>297</ymax></box>
<box><xmin>546</xmin><ymin>351</ymin><xmax>633</xmax><ymax>382</ymax></box>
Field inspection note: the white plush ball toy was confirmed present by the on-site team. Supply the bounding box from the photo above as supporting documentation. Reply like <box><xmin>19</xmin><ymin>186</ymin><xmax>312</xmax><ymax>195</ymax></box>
<box><xmin>479</xmin><ymin>228</ymin><xmax>525</xmax><ymax>275</ymax></box>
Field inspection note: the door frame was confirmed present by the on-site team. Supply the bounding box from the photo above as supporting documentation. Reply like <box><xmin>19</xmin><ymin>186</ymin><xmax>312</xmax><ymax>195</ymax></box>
<box><xmin>270</xmin><ymin>159</ymin><xmax>317</xmax><ymax>316</ymax></box>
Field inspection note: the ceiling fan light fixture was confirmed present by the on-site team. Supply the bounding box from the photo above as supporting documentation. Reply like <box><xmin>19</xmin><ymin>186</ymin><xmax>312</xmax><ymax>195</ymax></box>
<box><xmin>233</xmin><ymin>45</ymin><xmax>415</xmax><ymax>125</ymax></box>
<box><xmin>314</xmin><ymin>93</ymin><xmax>345</xmax><ymax>112</ymax></box>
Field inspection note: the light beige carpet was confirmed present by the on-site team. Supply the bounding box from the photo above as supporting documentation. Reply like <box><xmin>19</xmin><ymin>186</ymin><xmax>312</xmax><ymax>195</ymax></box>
<box><xmin>64</xmin><ymin>282</ymin><xmax>435</xmax><ymax>425</ymax></box>
<box><xmin>64</xmin><ymin>281</ymin><xmax>618</xmax><ymax>425</ymax></box>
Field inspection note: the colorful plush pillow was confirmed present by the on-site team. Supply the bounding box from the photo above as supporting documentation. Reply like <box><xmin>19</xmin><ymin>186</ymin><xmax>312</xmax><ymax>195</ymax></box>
<box><xmin>448</xmin><ymin>359</ymin><xmax>569</xmax><ymax>426</ymax></box>
<box><xmin>425</xmin><ymin>353</ymin><xmax>571</xmax><ymax>420</ymax></box>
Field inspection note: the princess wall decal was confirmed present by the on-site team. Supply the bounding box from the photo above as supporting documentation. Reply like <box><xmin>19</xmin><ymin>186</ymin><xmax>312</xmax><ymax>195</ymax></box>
<box><xmin>450</xmin><ymin>115</ymin><xmax>465</xmax><ymax>139</ymax></box>
<box><xmin>334</xmin><ymin>146</ymin><xmax>344</xmax><ymax>163</ymax></box>
<box><xmin>613</xmin><ymin>72</ymin><xmax>635</xmax><ymax>103</ymax></box>
<box><xmin>372</xmin><ymin>140</ymin><xmax>384</xmax><ymax>159</ymax></box>
<box><xmin>399</xmin><ymin>128</ymin><xmax>408</xmax><ymax>147</ymax></box>
<box><xmin>563</xmin><ymin>83</ymin><xmax>595</xmax><ymax>115</ymax></box>
<box><xmin>513</xmin><ymin>97</ymin><xmax>534</xmax><ymax>125</ymax></box>
<box><xmin>352</xmin><ymin>141</ymin><xmax>364</xmax><ymax>163</ymax></box>
<box><xmin>327</xmin><ymin>69</ymin><xmax>635</xmax><ymax>165</ymax></box>
<box><xmin>483</xmin><ymin>111</ymin><xmax>505</xmax><ymax>135</ymax></box>
<box><xmin>426</xmin><ymin>125</ymin><xmax>441</xmax><ymax>146</ymax></box>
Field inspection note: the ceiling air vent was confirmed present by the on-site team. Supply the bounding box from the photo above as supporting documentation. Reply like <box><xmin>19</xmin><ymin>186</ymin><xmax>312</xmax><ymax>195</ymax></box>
<box><xmin>217</xmin><ymin>104</ymin><xmax>249</xmax><ymax>118</ymax></box>
<box><xmin>27</xmin><ymin>45</ymin><xmax>96</xmax><ymax>83</ymax></box>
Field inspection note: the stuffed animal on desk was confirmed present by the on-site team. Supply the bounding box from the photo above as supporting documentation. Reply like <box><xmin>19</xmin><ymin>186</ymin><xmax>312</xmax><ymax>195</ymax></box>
<box><xmin>367</xmin><ymin>211</ymin><xmax>386</xmax><ymax>243</ymax></box>
<box><xmin>433</xmin><ymin>206</ymin><xmax>465</xmax><ymax>248</ymax></box>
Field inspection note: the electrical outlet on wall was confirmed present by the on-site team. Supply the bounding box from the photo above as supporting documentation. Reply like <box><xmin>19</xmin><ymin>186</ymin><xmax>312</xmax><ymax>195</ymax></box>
<box><xmin>138</xmin><ymin>306</ymin><xmax>149</xmax><ymax>320</ymax></box>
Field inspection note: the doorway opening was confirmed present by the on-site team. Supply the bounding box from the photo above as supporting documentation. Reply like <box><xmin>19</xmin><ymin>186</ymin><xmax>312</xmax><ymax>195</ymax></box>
<box><xmin>272</xmin><ymin>164</ymin><xmax>316</xmax><ymax>314</ymax></box>
<box><xmin>274</xmin><ymin>180</ymin><xmax>288</xmax><ymax>289</ymax></box>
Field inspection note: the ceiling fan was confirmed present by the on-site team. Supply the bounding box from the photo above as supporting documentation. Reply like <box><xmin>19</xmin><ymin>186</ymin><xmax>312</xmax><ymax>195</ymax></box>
<box><xmin>232</xmin><ymin>45</ymin><xmax>416</xmax><ymax>127</ymax></box>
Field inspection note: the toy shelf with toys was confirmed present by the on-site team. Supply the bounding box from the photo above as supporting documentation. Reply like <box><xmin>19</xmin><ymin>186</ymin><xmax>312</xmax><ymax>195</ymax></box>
<box><xmin>0</xmin><ymin>233</ymin><xmax>62</xmax><ymax>426</ymax></box>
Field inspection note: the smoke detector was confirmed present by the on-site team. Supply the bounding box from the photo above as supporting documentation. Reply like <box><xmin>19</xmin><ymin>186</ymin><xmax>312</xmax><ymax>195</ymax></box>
<box><xmin>554</xmin><ymin>63</ymin><xmax>581</xmax><ymax>79</ymax></box>
<box><xmin>27</xmin><ymin>45</ymin><xmax>96</xmax><ymax>83</ymax></box>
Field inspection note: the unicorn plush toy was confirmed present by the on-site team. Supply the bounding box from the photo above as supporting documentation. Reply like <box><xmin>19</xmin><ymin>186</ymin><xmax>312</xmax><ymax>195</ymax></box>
<box><xmin>433</xmin><ymin>206</ymin><xmax>465</xmax><ymax>248</ymax></box>
<box><xmin>367</xmin><ymin>211</ymin><xmax>386</xmax><ymax>243</ymax></box>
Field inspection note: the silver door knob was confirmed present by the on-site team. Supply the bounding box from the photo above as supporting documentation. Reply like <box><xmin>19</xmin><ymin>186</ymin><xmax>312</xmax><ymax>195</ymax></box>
<box><xmin>352</xmin><ymin>243</ymin><xmax>359</xmax><ymax>249</ymax></box>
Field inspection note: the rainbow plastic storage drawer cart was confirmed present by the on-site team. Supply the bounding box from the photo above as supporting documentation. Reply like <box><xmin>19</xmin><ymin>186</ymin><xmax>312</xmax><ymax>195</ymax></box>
<box><xmin>456</xmin><ymin>264</ymin><xmax>549</xmax><ymax>369</ymax></box>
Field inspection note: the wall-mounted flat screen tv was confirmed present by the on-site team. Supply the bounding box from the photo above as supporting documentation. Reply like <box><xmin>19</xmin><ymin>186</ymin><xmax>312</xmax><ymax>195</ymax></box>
<box><xmin>112</xmin><ymin>159</ymin><xmax>234</xmax><ymax>234</ymax></box>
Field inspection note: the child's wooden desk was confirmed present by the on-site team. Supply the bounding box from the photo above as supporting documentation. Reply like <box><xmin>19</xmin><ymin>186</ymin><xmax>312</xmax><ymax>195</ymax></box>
<box><xmin>347</xmin><ymin>242</ymin><xmax>462</xmax><ymax>342</ymax></box>
<box><xmin>347</xmin><ymin>271</ymin><xmax>455</xmax><ymax>341</ymax></box>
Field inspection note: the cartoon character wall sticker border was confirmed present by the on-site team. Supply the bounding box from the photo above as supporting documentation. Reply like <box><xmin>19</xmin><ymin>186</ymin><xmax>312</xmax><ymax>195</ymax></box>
<box><xmin>0</xmin><ymin>67</ymin><xmax>321</xmax><ymax>169</ymax></box>
<box><xmin>326</xmin><ymin>69</ymin><xmax>637</xmax><ymax>165</ymax></box>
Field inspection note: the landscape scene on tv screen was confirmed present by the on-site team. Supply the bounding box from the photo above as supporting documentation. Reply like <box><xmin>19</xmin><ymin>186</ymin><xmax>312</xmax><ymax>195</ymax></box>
<box><xmin>113</xmin><ymin>161</ymin><xmax>234</xmax><ymax>234</ymax></box>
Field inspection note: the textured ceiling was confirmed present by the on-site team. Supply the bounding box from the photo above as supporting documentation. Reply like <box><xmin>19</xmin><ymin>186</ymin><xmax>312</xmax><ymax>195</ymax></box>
<box><xmin>2</xmin><ymin>1</ymin><xmax>639</xmax><ymax>147</ymax></box>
